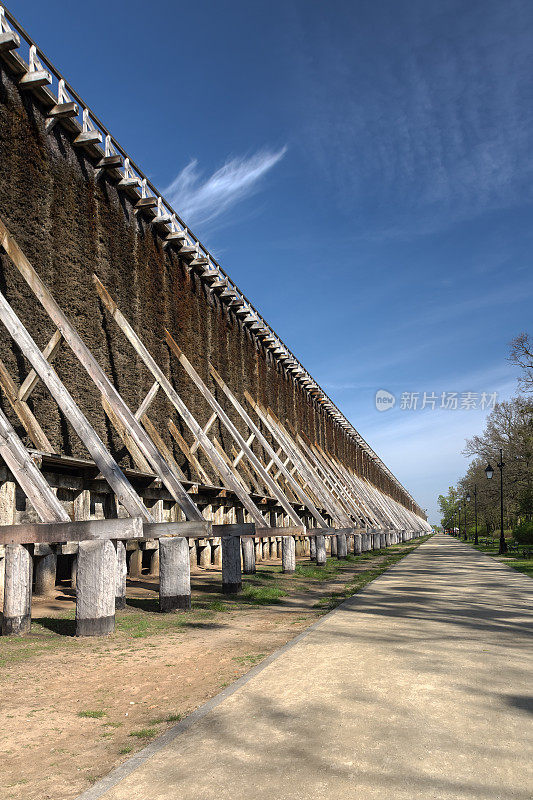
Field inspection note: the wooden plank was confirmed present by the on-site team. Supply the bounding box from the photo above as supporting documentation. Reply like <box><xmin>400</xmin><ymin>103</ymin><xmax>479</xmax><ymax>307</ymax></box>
<box><xmin>232</xmin><ymin>433</ymin><xmax>255</xmax><ymax>468</ymax></box>
<box><xmin>165</xmin><ymin>334</ymin><xmax>304</xmax><ymax>527</ymax></box>
<box><xmin>167</xmin><ymin>419</ymin><xmax>212</xmax><ymax>485</ymax></box>
<box><xmin>0</xmin><ymin>516</ymin><xmax>143</xmax><ymax>545</ymax></box>
<box><xmin>102</xmin><ymin>396</ymin><xmax>152</xmax><ymax>473</ymax></box>
<box><xmin>230</xmin><ymin>444</ymin><xmax>263</xmax><ymax>494</ymax></box>
<box><xmin>91</xmin><ymin>275</ymin><xmax>268</xmax><ymax>527</ymax></box>
<box><xmin>212</xmin><ymin>523</ymin><xmax>255</xmax><ymax>537</ymax></box>
<box><xmin>246</xmin><ymin>396</ymin><xmax>347</xmax><ymax>526</ymax></box>
<box><xmin>143</xmin><ymin>521</ymin><xmax>211</xmax><ymax>539</ymax></box>
<box><xmin>0</xmin><ymin>290</ymin><xmax>153</xmax><ymax>522</ymax></box>
<box><xmin>18</xmin><ymin>329</ymin><xmax>62</xmax><ymax>402</ymax></box>
<box><xmin>0</xmin><ymin>407</ymin><xmax>69</xmax><ymax>523</ymax></box>
<box><xmin>134</xmin><ymin>381</ymin><xmax>160</xmax><ymax>421</ymax></box>
<box><xmin>0</xmin><ymin>219</ymin><xmax>203</xmax><ymax>522</ymax></box>
<box><xmin>139</xmin><ymin>414</ymin><xmax>187</xmax><ymax>481</ymax></box>
<box><xmin>212</xmin><ymin>437</ymin><xmax>251</xmax><ymax>492</ymax></box>
<box><xmin>0</xmin><ymin>356</ymin><xmax>55</xmax><ymax>452</ymax></box>
<box><xmin>190</xmin><ymin>411</ymin><xmax>217</xmax><ymax>455</ymax></box>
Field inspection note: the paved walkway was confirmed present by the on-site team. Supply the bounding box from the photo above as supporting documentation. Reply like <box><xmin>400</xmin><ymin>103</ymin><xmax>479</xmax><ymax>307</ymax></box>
<box><xmin>80</xmin><ymin>535</ymin><xmax>533</xmax><ymax>800</ymax></box>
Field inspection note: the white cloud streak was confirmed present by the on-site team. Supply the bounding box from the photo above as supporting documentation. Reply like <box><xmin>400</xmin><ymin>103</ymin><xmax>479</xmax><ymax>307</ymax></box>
<box><xmin>164</xmin><ymin>147</ymin><xmax>287</xmax><ymax>228</ymax></box>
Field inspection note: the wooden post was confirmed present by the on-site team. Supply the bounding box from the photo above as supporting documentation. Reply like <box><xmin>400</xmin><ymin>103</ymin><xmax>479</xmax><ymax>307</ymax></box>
<box><xmin>330</xmin><ymin>534</ymin><xmax>337</xmax><ymax>556</ymax></box>
<box><xmin>198</xmin><ymin>539</ymin><xmax>211</xmax><ymax>568</ymax></box>
<box><xmin>128</xmin><ymin>546</ymin><xmax>143</xmax><ymax>578</ymax></box>
<box><xmin>353</xmin><ymin>533</ymin><xmax>362</xmax><ymax>555</ymax></box>
<box><xmin>115</xmin><ymin>540</ymin><xmax>127</xmax><ymax>610</ymax></box>
<box><xmin>149</xmin><ymin>545</ymin><xmax>160</xmax><ymax>576</ymax></box>
<box><xmin>1</xmin><ymin>544</ymin><xmax>32</xmax><ymax>635</ymax></box>
<box><xmin>310</xmin><ymin>535</ymin><xmax>317</xmax><ymax>561</ymax></box>
<box><xmin>262</xmin><ymin>538</ymin><xmax>269</xmax><ymax>560</ymax></box>
<box><xmin>253</xmin><ymin>537</ymin><xmax>261</xmax><ymax>562</ymax></box>
<box><xmin>222</xmin><ymin>535</ymin><xmax>242</xmax><ymax>594</ymax></box>
<box><xmin>282</xmin><ymin>535</ymin><xmax>296</xmax><ymax>574</ymax></box>
<box><xmin>241</xmin><ymin>536</ymin><xmax>256</xmax><ymax>574</ymax></box>
<box><xmin>34</xmin><ymin>548</ymin><xmax>57</xmax><ymax>595</ymax></box>
<box><xmin>373</xmin><ymin>532</ymin><xmax>382</xmax><ymax>550</ymax></box>
<box><xmin>380</xmin><ymin>532</ymin><xmax>387</xmax><ymax>549</ymax></box>
<box><xmin>70</xmin><ymin>554</ymin><xmax>78</xmax><ymax>589</ymax></box>
<box><xmin>76</xmin><ymin>540</ymin><xmax>116</xmax><ymax>636</ymax></box>
<box><xmin>159</xmin><ymin>537</ymin><xmax>191</xmax><ymax>611</ymax></box>
<box><xmin>315</xmin><ymin>534</ymin><xmax>326</xmax><ymax>567</ymax></box>
<box><xmin>337</xmin><ymin>533</ymin><xmax>348</xmax><ymax>559</ymax></box>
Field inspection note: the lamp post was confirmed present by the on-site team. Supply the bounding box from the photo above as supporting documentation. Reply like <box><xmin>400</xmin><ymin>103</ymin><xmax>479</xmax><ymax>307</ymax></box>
<box><xmin>467</xmin><ymin>486</ymin><xmax>478</xmax><ymax>545</ymax></box>
<box><xmin>485</xmin><ymin>450</ymin><xmax>506</xmax><ymax>554</ymax></box>
<box><xmin>464</xmin><ymin>500</ymin><xmax>468</xmax><ymax>540</ymax></box>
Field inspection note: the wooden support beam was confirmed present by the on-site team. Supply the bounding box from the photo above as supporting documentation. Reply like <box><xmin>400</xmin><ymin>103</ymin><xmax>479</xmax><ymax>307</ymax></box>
<box><xmin>165</xmin><ymin>334</ymin><xmax>304</xmax><ymax>528</ymax></box>
<box><xmin>91</xmin><ymin>275</ymin><xmax>267</xmax><ymax>527</ymax></box>
<box><xmin>190</xmin><ymin>411</ymin><xmax>218</xmax><ymax>455</ymax></box>
<box><xmin>0</xmin><ymin>290</ymin><xmax>153</xmax><ymax>522</ymax></box>
<box><xmin>134</xmin><ymin>381</ymin><xmax>160</xmax><ymax>421</ymax></box>
<box><xmin>18</xmin><ymin>329</ymin><xmax>63</xmax><ymax>402</ymax></box>
<box><xmin>0</xmin><ymin>219</ymin><xmax>202</xmax><ymax>521</ymax></box>
<box><xmin>139</xmin><ymin>414</ymin><xmax>187</xmax><ymax>481</ymax></box>
<box><xmin>0</xmin><ymin>517</ymin><xmax>143</xmax><ymax>545</ymax></box>
<box><xmin>0</xmin><ymin>356</ymin><xmax>55</xmax><ymax>452</ymax></box>
<box><xmin>167</xmin><ymin>419</ymin><xmax>212</xmax><ymax>485</ymax></box>
<box><xmin>102</xmin><ymin>396</ymin><xmax>152</xmax><ymax>474</ymax></box>
<box><xmin>212</xmin><ymin>437</ymin><xmax>251</xmax><ymax>492</ymax></box>
<box><xmin>0</xmin><ymin>407</ymin><xmax>69</xmax><ymax>523</ymax></box>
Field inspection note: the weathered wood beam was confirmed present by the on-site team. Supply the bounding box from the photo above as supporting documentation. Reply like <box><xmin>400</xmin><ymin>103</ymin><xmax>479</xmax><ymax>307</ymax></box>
<box><xmin>0</xmin><ymin>219</ymin><xmax>202</xmax><ymax>521</ymax></box>
<box><xmin>92</xmin><ymin>276</ymin><xmax>267</xmax><ymax>527</ymax></box>
<box><xmin>18</xmin><ymin>329</ymin><xmax>63</xmax><ymax>402</ymax></box>
<box><xmin>165</xmin><ymin>334</ymin><xmax>304</xmax><ymax>528</ymax></box>
<box><xmin>0</xmin><ymin>517</ymin><xmax>143</xmax><ymax>545</ymax></box>
<box><xmin>167</xmin><ymin>419</ymin><xmax>212</xmax><ymax>486</ymax></box>
<box><xmin>0</xmin><ymin>290</ymin><xmax>153</xmax><ymax>522</ymax></box>
<box><xmin>0</xmin><ymin>356</ymin><xmax>54</xmax><ymax>452</ymax></box>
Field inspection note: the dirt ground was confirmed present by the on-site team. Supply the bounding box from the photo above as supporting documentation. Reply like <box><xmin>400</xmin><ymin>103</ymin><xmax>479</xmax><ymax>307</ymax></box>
<box><xmin>0</xmin><ymin>543</ymin><xmax>424</xmax><ymax>800</ymax></box>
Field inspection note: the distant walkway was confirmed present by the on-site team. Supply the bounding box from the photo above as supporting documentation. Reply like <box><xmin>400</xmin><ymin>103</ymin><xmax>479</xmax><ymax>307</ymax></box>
<box><xmin>80</xmin><ymin>535</ymin><xmax>533</xmax><ymax>800</ymax></box>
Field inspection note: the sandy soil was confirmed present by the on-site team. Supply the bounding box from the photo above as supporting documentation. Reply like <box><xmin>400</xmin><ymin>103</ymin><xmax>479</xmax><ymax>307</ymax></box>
<box><xmin>0</xmin><ymin>549</ymin><xmax>414</xmax><ymax>800</ymax></box>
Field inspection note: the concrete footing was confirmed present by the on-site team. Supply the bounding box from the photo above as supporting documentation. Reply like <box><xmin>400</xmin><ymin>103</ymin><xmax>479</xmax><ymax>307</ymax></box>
<box><xmin>34</xmin><ymin>551</ymin><xmax>57</xmax><ymax>596</ymax></box>
<box><xmin>316</xmin><ymin>534</ymin><xmax>326</xmax><ymax>567</ymax></box>
<box><xmin>115</xmin><ymin>541</ymin><xmax>127</xmax><ymax>610</ymax></box>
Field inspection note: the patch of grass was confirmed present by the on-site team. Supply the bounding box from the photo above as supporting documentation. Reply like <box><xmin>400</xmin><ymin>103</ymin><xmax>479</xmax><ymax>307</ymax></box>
<box><xmin>232</xmin><ymin>652</ymin><xmax>265</xmax><ymax>666</ymax></box>
<box><xmin>77</xmin><ymin>710</ymin><xmax>106</xmax><ymax>719</ymax></box>
<box><xmin>119</xmin><ymin>746</ymin><xmax>133</xmax><ymax>755</ymax></box>
<box><xmin>206</xmin><ymin>600</ymin><xmax>230</xmax><ymax>612</ymax></box>
<box><xmin>149</xmin><ymin>713</ymin><xmax>182</xmax><ymax>725</ymax></box>
<box><xmin>472</xmin><ymin>543</ymin><xmax>533</xmax><ymax>579</ymax></box>
<box><xmin>103</xmin><ymin>721</ymin><xmax>123</xmax><ymax>728</ymax></box>
<box><xmin>129</xmin><ymin>728</ymin><xmax>158</xmax><ymax>739</ymax></box>
<box><xmin>240</xmin><ymin>585</ymin><xmax>286</xmax><ymax>605</ymax></box>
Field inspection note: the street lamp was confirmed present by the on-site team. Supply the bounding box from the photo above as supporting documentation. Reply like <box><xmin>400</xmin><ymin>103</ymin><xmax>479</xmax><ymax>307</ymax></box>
<box><xmin>485</xmin><ymin>449</ymin><xmax>506</xmax><ymax>555</ymax></box>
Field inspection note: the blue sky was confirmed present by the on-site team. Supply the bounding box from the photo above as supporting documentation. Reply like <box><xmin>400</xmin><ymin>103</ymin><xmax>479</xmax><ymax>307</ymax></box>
<box><xmin>7</xmin><ymin>0</ymin><xmax>533</xmax><ymax>523</ymax></box>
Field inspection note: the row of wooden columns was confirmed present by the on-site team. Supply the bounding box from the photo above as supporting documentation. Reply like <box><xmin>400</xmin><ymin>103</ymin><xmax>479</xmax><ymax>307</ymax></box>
<box><xmin>1</xmin><ymin>526</ymin><xmax>425</xmax><ymax>637</ymax></box>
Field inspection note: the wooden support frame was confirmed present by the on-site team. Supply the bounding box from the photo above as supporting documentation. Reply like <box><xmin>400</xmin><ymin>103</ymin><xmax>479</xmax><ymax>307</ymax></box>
<box><xmin>164</xmin><ymin>333</ymin><xmax>304</xmax><ymax>528</ymax></box>
<box><xmin>91</xmin><ymin>275</ymin><xmax>269</xmax><ymax>528</ymax></box>
<box><xmin>210</xmin><ymin>367</ymin><xmax>329</xmax><ymax>528</ymax></box>
<box><xmin>0</xmin><ymin>289</ymin><xmax>153</xmax><ymax>522</ymax></box>
<box><xmin>0</xmin><ymin>217</ymin><xmax>204</xmax><ymax>522</ymax></box>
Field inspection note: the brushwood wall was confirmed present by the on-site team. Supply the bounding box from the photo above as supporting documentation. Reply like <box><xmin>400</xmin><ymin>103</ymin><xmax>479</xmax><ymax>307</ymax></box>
<box><xmin>0</xmin><ymin>64</ymin><xmax>420</xmax><ymax>515</ymax></box>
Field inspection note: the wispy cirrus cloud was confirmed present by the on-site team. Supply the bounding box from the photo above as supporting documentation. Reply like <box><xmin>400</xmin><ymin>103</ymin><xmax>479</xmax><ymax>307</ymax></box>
<box><xmin>164</xmin><ymin>147</ymin><xmax>287</xmax><ymax>228</ymax></box>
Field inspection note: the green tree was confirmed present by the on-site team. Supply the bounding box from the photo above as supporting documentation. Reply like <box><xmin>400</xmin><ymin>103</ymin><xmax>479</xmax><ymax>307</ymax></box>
<box><xmin>438</xmin><ymin>486</ymin><xmax>460</xmax><ymax>530</ymax></box>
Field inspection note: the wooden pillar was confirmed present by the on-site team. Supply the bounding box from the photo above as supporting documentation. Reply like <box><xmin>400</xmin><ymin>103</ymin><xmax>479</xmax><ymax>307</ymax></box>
<box><xmin>149</xmin><ymin>544</ymin><xmax>160</xmax><ymax>577</ymax></box>
<box><xmin>337</xmin><ymin>533</ymin><xmax>348</xmax><ymax>559</ymax></box>
<box><xmin>241</xmin><ymin>537</ymin><xmax>256</xmax><ymax>574</ymax></box>
<box><xmin>316</xmin><ymin>534</ymin><xmax>326</xmax><ymax>567</ymax></box>
<box><xmin>76</xmin><ymin>540</ymin><xmax>115</xmax><ymax>637</ymax></box>
<box><xmin>353</xmin><ymin>533</ymin><xmax>362</xmax><ymax>555</ymax></box>
<box><xmin>310</xmin><ymin>535</ymin><xmax>317</xmax><ymax>561</ymax></box>
<box><xmin>198</xmin><ymin>539</ymin><xmax>212</xmax><ymax>568</ymax></box>
<box><xmin>0</xmin><ymin>547</ymin><xmax>4</xmax><ymax>610</ymax></box>
<box><xmin>373</xmin><ymin>532</ymin><xmax>381</xmax><ymax>550</ymax></box>
<box><xmin>282</xmin><ymin>535</ymin><xmax>296</xmax><ymax>574</ymax></box>
<box><xmin>115</xmin><ymin>541</ymin><xmax>127</xmax><ymax>610</ymax></box>
<box><xmin>262</xmin><ymin>538</ymin><xmax>269</xmax><ymax>560</ymax></box>
<box><xmin>128</xmin><ymin>546</ymin><xmax>143</xmax><ymax>578</ymax></box>
<box><xmin>34</xmin><ymin>548</ymin><xmax>57</xmax><ymax>595</ymax></box>
<box><xmin>222</xmin><ymin>535</ymin><xmax>242</xmax><ymax>594</ymax></box>
<box><xmin>254</xmin><ymin>537</ymin><xmax>262</xmax><ymax>562</ymax></box>
<box><xmin>70</xmin><ymin>553</ymin><xmax>78</xmax><ymax>589</ymax></box>
<box><xmin>380</xmin><ymin>532</ymin><xmax>387</xmax><ymax>549</ymax></box>
<box><xmin>276</xmin><ymin>537</ymin><xmax>283</xmax><ymax>559</ymax></box>
<box><xmin>269</xmin><ymin>537</ymin><xmax>277</xmax><ymax>559</ymax></box>
<box><xmin>159</xmin><ymin>537</ymin><xmax>191</xmax><ymax>611</ymax></box>
<box><xmin>2</xmin><ymin>544</ymin><xmax>33</xmax><ymax>635</ymax></box>
<box><xmin>330</xmin><ymin>534</ymin><xmax>337</xmax><ymax>556</ymax></box>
